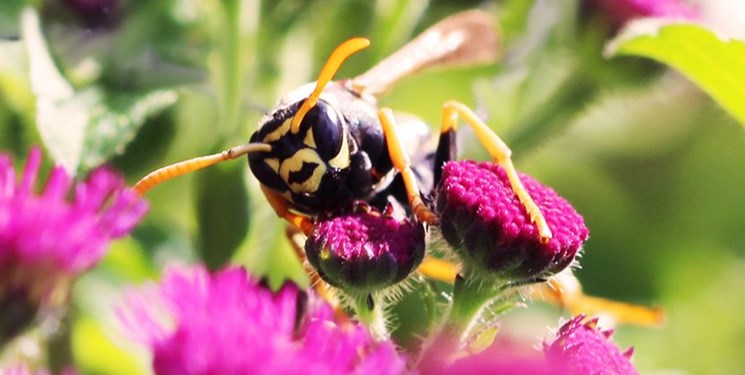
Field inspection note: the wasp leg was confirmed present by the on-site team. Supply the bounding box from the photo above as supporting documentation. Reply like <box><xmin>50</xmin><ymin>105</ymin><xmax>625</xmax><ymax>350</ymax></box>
<box><xmin>378</xmin><ymin>108</ymin><xmax>439</xmax><ymax>225</ymax></box>
<box><xmin>530</xmin><ymin>271</ymin><xmax>666</xmax><ymax>326</ymax></box>
<box><xmin>437</xmin><ymin>101</ymin><xmax>552</xmax><ymax>242</ymax></box>
<box><xmin>284</xmin><ymin>225</ymin><xmax>339</xmax><ymax>299</ymax></box>
<box><xmin>418</xmin><ymin>256</ymin><xmax>460</xmax><ymax>283</ymax></box>
<box><xmin>262</xmin><ymin>186</ymin><xmax>337</xmax><ymax>305</ymax></box>
<box><xmin>284</xmin><ymin>214</ymin><xmax>349</xmax><ymax>321</ymax></box>
<box><xmin>260</xmin><ymin>184</ymin><xmax>315</xmax><ymax>236</ymax></box>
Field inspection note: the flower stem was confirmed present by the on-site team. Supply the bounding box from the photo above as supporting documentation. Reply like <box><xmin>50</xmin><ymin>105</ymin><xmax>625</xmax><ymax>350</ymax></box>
<box><xmin>419</xmin><ymin>275</ymin><xmax>517</xmax><ymax>366</ymax></box>
<box><xmin>349</xmin><ymin>293</ymin><xmax>390</xmax><ymax>341</ymax></box>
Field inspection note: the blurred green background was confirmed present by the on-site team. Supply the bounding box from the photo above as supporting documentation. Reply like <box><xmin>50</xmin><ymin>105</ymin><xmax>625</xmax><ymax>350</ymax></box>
<box><xmin>1</xmin><ymin>0</ymin><xmax>744</xmax><ymax>373</ymax></box>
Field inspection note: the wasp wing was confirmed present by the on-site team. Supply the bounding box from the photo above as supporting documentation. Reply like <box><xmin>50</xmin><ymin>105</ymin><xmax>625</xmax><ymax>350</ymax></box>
<box><xmin>351</xmin><ymin>10</ymin><xmax>500</xmax><ymax>97</ymax></box>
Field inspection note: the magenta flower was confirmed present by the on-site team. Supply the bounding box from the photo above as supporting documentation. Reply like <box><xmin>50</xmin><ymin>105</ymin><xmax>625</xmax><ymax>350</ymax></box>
<box><xmin>0</xmin><ymin>147</ymin><xmax>147</xmax><ymax>342</ymax></box>
<box><xmin>424</xmin><ymin>343</ymin><xmax>557</xmax><ymax>375</ymax></box>
<box><xmin>305</xmin><ymin>203</ymin><xmax>425</xmax><ymax>294</ymax></box>
<box><xmin>545</xmin><ymin>315</ymin><xmax>638</xmax><ymax>375</ymax></box>
<box><xmin>120</xmin><ymin>265</ymin><xmax>407</xmax><ymax>375</ymax></box>
<box><xmin>436</xmin><ymin>161</ymin><xmax>588</xmax><ymax>281</ymax></box>
<box><xmin>588</xmin><ymin>0</ymin><xmax>698</xmax><ymax>26</ymax></box>
<box><xmin>426</xmin><ymin>315</ymin><xmax>637</xmax><ymax>374</ymax></box>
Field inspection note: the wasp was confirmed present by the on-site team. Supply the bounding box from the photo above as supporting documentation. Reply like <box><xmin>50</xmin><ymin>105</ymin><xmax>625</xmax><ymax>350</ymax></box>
<box><xmin>133</xmin><ymin>10</ymin><xmax>664</xmax><ymax>326</ymax></box>
<box><xmin>134</xmin><ymin>9</ymin><xmax>551</xmax><ymax>241</ymax></box>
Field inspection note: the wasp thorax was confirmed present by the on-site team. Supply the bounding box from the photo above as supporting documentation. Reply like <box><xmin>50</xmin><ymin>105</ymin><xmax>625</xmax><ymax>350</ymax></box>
<box><xmin>248</xmin><ymin>99</ymin><xmax>353</xmax><ymax>213</ymax></box>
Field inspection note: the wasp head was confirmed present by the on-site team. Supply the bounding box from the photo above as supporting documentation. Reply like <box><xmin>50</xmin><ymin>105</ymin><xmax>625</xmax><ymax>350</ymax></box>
<box><xmin>248</xmin><ymin>97</ymin><xmax>352</xmax><ymax>213</ymax></box>
<box><xmin>248</xmin><ymin>38</ymin><xmax>370</xmax><ymax>214</ymax></box>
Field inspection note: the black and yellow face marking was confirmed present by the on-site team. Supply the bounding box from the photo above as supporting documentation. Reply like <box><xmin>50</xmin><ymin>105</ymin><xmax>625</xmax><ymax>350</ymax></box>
<box><xmin>248</xmin><ymin>98</ymin><xmax>353</xmax><ymax>212</ymax></box>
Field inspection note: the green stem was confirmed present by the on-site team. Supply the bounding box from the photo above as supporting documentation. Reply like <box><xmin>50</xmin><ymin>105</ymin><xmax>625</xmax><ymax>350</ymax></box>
<box><xmin>349</xmin><ymin>293</ymin><xmax>389</xmax><ymax>341</ymax></box>
<box><xmin>418</xmin><ymin>275</ymin><xmax>516</xmax><ymax>365</ymax></box>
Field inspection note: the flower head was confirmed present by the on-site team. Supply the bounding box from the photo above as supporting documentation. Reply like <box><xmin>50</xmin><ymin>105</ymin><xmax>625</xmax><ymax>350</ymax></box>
<box><xmin>120</xmin><ymin>265</ymin><xmax>407</xmax><ymax>375</ymax></box>
<box><xmin>545</xmin><ymin>315</ymin><xmax>638</xmax><ymax>375</ymax></box>
<box><xmin>305</xmin><ymin>203</ymin><xmax>425</xmax><ymax>295</ymax></box>
<box><xmin>424</xmin><ymin>315</ymin><xmax>637</xmax><ymax>374</ymax></box>
<box><xmin>425</xmin><ymin>342</ymin><xmax>557</xmax><ymax>375</ymax></box>
<box><xmin>436</xmin><ymin>161</ymin><xmax>588</xmax><ymax>281</ymax></box>
<box><xmin>0</xmin><ymin>148</ymin><xmax>147</xmax><ymax>342</ymax></box>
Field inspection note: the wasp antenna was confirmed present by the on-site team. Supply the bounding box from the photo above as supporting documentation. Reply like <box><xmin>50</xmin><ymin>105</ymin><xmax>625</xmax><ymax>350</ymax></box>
<box><xmin>133</xmin><ymin>143</ymin><xmax>271</xmax><ymax>196</ymax></box>
<box><xmin>290</xmin><ymin>37</ymin><xmax>371</xmax><ymax>134</ymax></box>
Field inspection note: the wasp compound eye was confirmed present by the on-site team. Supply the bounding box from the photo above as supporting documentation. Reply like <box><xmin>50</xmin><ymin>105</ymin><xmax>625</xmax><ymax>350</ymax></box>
<box><xmin>302</xmin><ymin>100</ymin><xmax>343</xmax><ymax>161</ymax></box>
<box><xmin>305</xmin><ymin>207</ymin><xmax>425</xmax><ymax>295</ymax></box>
<box><xmin>436</xmin><ymin>161</ymin><xmax>588</xmax><ymax>282</ymax></box>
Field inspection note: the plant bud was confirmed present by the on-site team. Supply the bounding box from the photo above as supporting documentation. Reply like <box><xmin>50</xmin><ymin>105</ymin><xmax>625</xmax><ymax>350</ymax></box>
<box><xmin>305</xmin><ymin>204</ymin><xmax>425</xmax><ymax>295</ymax></box>
<box><xmin>436</xmin><ymin>161</ymin><xmax>588</xmax><ymax>281</ymax></box>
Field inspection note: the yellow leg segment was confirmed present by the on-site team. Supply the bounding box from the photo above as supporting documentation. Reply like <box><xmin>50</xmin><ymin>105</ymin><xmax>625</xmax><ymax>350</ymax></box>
<box><xmin>285</xmin><ymin>225</ymin><xmax>337</xmax><ymax>300</ymax></box>
<box><xmin>418</xmin><ymin>256</ymin><xmax>460</xmax><ymax>283</ymax></box>
<box><xmin>530</xmin><ymin>271</ymin><xmax>666</xmax><ymax>326</ymax></box>
<box><xmin>378</xmin><ymin>108</ymin><xmax>439</xmax><ymax>225</ymax></box>
<box><xmin>260</xmin><ymin>184</ymin><xmax>315</xmax><ymax>236</ymax></box>
<box><xmin>441</xmin><ymin>101</ymin><xmax>551</xmax><ymax>242</ymax></box>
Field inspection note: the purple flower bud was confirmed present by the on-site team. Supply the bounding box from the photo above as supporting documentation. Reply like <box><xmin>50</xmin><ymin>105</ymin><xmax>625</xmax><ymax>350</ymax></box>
<box><xmin>545</xmin><ymin>315</ymin><xmax>638</xmax><ymax>375</ymax></box>
<box><xmin>436</xmin><ymin>161</ymin><xmax>588</xmax><ymax>281</ymax></box>
<box><xmin>305</xmin><ymin>204</ymin><xmax>425</xmax><ymax>294</ymax></box>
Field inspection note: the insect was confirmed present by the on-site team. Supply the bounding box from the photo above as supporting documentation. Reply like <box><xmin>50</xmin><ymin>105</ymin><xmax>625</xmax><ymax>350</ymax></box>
<box><xmin>134</xmin><ymin>9</ymin><xmax>551</xmax><ymax>242</ymax></box>
<box><xmin>133</xmin><ymin>10</ymin><xmax>664</xmax><ymax>326</ymax></box>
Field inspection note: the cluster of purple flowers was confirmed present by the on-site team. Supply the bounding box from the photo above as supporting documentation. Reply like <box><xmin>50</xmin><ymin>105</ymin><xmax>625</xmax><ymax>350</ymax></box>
<box><xmin>0</xmin><ymin>0</ymin><xmax>709</xmax><ymax>371</ymax></box>
<box><xmin>117</xmin><ymin>265</ymin><xmax>637</xmax><ymax>375</ymax></box>
<box><xmin>7</xmin><ymin>0</ymin><xmax>702</xmax><ymax>363</ymax></box>
<box><xmin>0</xmin><ymin>145</ymin><xmax>640</xmax><ymax>374</ymax></box>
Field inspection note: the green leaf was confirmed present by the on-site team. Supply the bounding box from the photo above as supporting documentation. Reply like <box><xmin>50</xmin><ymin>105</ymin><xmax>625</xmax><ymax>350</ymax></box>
<box><xmin>606</xmin><ymin>19</ymin><xmax>745</xmax><ymax>128</ymax></box>
<box><xmin>22</xmin><ymin>7</ymin><xmax>81</xmax><ymax>172</ymax></box>
<box><xmin>21</xmin><ymin>7</ymin><xmax>176</xmax><ymax>174</ymax></box>
<box><xmin>79</xmin><ymin>89</ymin><xmax>177</xmax><ymax>172</ymax></box>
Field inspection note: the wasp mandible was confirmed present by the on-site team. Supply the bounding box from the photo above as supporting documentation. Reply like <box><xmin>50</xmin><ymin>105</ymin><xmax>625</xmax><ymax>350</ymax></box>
<box><xmin>134</xmin><ymin>10</ymin><xmax>552</xmax><ymax>243</ymax></box>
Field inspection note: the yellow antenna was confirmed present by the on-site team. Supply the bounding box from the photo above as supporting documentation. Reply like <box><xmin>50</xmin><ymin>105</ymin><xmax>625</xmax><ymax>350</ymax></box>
<box><xmin>290</xmin><ymin>37</ymin><xmax>371</xmax><ymax>134</ymax></box>
<box><xmin>133</xmin><ymin>143</ymin><xmax>271</xmax><ymax>196</ymax></box>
